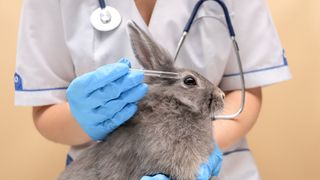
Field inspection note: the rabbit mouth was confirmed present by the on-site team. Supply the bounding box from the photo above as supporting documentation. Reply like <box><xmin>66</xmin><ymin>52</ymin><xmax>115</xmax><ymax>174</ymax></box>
<box><xmin>208</xmin><ymin>94</ymin><xmax>217</xmax><ymax>115</ymax></box>
<box><xmin>208</xmin><ymin>93</ymin><xmax>224</xmax><ymax>116</ymax></box>
<box><xmin>208</xmin><ymin>94</ymin><xmax>214</xmax><ymax>110</ymax></box>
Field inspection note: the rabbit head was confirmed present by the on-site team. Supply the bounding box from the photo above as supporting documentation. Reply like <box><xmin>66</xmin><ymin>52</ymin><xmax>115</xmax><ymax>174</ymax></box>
<box><xmin>127</xmin><ymin>21</ymin><xmax>224</xmax><ymax>118</ymax></box>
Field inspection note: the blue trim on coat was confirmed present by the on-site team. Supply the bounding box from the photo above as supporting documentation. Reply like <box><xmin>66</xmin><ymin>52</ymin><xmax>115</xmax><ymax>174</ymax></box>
<box><xmin>282</xmin><ymin>49</ymin><xmax>288</xmax><ymax>66</ymax></box>
<box><xmin>223</xmin><ymin>49</ymin><xmax>289</xmax><ymax>78</ymax></box>
<box><xmin>66</xmin><ymin>154</ymin><xmax>74</xmax><ymax>166</ymax></box>
<box><xmin>14</xmin><ymin>72</ymin><xmax>68</xmax><ymax>92</ymax></box>
<box><xmin>15</xmin><ymin>87</ymin><xmax>68</xmax><ymax>92</ymax></box>
<box><xmin>223</xmin><ymin>148</ymin><xmax>250</xmax><ymax>156</ymax></box>
<box><xmin>14</xmin><ymin>73</ymin><xmax>23</xmax><ymax>91</ymax></box>
<box><xmin>223</xmin><ymin>64</ymin><xmax>288</xmax><ymax>77</ymax></box>
<box><xmin>64</xmin><ymin>149</ymin><xmax>250</xmax><ymax>167</ymax></box>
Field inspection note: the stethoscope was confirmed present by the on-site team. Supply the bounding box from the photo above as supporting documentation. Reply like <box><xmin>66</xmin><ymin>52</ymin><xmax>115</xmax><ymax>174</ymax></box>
<box><xmin>90</xmin><ymin>0</ymin><xmax>245</xmax><ymax>120</ymax></box>
<box><xmin>90</xmin><ymin>0</ymin><xmax>122</xmax><ymax>31</ymax></box>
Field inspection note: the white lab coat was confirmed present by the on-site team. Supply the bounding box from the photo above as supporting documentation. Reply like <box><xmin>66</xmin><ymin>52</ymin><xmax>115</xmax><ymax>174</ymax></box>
<box><xmin>15</xmin><ymin>0</ymin><xmax>291</xmax><ymax>179</ymax></box>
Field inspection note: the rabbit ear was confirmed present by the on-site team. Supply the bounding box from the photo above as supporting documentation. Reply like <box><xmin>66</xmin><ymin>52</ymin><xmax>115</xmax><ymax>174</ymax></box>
<box><xmin>127</xmin><ymin>21</ymin><xmax>175</xmax><ymax>71</ymax></box>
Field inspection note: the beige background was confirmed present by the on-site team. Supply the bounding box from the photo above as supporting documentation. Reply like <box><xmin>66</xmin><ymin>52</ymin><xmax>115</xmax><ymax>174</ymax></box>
<box><xmin>1</xmin><ymin>0</ymin><xmax>319</xmax><ymax>179</ymax></box>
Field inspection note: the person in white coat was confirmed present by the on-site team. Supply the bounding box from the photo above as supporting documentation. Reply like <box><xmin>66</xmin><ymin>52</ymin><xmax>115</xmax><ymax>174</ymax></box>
<box><xmin>15</xmin><ymin>0</ymin><xmax>291</xmax><ymax>179</ymax></box>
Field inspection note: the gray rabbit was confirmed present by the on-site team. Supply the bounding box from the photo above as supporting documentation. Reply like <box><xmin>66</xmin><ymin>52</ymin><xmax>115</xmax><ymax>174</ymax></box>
<box><xmin>59</xmin><ymin>22</ymin><xmax>224</xmax><ymax>180</ymax></box>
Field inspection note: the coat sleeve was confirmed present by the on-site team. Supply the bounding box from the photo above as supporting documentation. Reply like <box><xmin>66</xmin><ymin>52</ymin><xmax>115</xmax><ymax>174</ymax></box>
<box><xmin>15</xmin><ymin>0</ymin><xmax>75</xmax><ymax>106</ymax></box>
<box><xmin>219</xmin><ymin>0</ymin><xmax>291</xmax><ymax>91</ymax></box>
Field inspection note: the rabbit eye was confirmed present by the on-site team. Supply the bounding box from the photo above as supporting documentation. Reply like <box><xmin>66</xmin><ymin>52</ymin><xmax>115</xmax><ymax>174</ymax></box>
<box><xmin>183</xmin><ymin>76</ymin><xmax>197</xmax><ymax>86</ymax></box>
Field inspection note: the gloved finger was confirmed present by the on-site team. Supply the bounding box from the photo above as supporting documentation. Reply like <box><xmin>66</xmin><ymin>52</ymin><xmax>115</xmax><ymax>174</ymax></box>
<box><xmin>196</xmin><ymin>164</ymin><xmax>211</xmax><ymax>180</ymax></box>
<box><xmin>73</xmin><ymin>62</ymin><xmax>130</xmax><ymax>93</ymax></box>
<box><xmin>87</xmin><ymin>71</ymin><xmax>145</xmax><ymax>106</ymax></box>
<box><xmin>101</xmin><ymin>103</ymin><xmax>137</xmax><ymax>131</ymax></box>
<box><xmin>119</xmin><ymin>58</ymin><xmax>132</xmax><ymax>68</ymax></box>
<box><xmin>94</xmin><ymin>83</ymin><xmax>148</xmax><ymax>117</ymax></box>
<box><xmin>197</xmin><ymin>144</ymin><xmax>223</xmax><ymax>179</ymax></box>
<box><xmin>141</xmin><ymin>174</ymin><xmax>170</xmax><ymax>180</ymax></box>
<box><xmin>209</xmin><ymin>144</ymin><xmax>223</xmax><ymax>176</ymax></box>
<box><xmin>117</xmin><ymin>83</ymin><xmax>148</xmax><ymax>103</ymax></box>
<box><xmin>113</xmin><ymin>70</ymin><xmax>145</xmax><ymax>94</ymax></box>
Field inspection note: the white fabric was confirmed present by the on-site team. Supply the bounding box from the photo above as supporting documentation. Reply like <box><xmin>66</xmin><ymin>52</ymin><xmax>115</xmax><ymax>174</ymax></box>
<box><xmin>15</xmin><ymin>0</ymin><xmax>291</xmax><ymax>179</ymax></box>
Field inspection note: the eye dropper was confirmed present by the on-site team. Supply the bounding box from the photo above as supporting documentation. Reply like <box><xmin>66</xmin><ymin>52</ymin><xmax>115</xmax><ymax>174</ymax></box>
<box><xmin>130</xmin><ymin>69</ymin><xmax>181</xmax><ymax>80</ymax></box>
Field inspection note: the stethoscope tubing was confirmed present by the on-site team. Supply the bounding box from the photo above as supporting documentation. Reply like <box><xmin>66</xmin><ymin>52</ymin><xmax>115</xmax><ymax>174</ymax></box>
<box><xmin>99</xmin><ymin>0</ymin><xmax>106</xmax><ymax>9</ymax></box>
<box><xmin>214</xmin><ymin>37</ymin><xmax>246</xmax><ymax>120</ymax></box>
<box><xmin>184</xmin><ymin>0</ymin><xmax>235</xmax><ymax>36</ymax></box>
<box><xmin>174</xmin><ymin>0</ymin><xmax>246</xmax><ymax>120</ymax></box>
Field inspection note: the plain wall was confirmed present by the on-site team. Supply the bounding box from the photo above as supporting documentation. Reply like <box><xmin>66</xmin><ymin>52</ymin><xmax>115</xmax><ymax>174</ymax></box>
<box><xmin>0</xmin><ymin>0</ymin><xmax>319</xmax><ymax>179</ymax></box>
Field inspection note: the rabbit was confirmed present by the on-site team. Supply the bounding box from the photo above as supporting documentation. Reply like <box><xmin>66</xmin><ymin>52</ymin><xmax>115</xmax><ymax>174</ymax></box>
<box><xmin>59</xmin><ymin>21</ymin><xmax>224</xmax><ymax>180</ymax></box>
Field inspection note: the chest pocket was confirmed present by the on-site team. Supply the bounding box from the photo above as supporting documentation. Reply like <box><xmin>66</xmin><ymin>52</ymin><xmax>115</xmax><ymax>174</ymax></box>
<box><xmin>174</xmin><ymin>0</ymin><xmax>235</xmax><ymax>85</ymax></box>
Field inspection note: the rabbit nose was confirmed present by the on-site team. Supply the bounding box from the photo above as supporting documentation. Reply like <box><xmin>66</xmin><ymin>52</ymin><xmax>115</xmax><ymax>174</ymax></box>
<box><xmin>221</xmin><ymin>92</ymin><xmax>225</xmax><ymax>99</ymax></box>
<box><xmin>216</xmin><ymin>89</ymin><xmax>225</xmax><ymax>100</ymax></box>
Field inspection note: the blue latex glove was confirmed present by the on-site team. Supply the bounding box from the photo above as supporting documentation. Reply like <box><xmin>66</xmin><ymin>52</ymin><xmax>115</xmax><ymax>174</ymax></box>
<box><xmin>140</xmin><ymin>174</ymin><xmax>169</xmax><ymax>180</ymax></box>
<box><xmin>66</xmin><ymin>58</ymin><xmax>148</xmax><ymax>141</ymax></box>
<box><xmin>197</xmin><ymin>143</ymin><xmax>223</xmax><ymax>179</ymax></box>
<box><xmin>141</xmin><ymin>143</ymin><xmax>223</xmax><ymax>180</ymax></box>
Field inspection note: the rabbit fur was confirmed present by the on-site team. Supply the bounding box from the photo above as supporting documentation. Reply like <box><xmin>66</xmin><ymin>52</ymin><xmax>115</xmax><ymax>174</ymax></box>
<box><xmin>59</xmin><ymin>21</ymin><xmax>224</xmax><ymax>180</ymax></box>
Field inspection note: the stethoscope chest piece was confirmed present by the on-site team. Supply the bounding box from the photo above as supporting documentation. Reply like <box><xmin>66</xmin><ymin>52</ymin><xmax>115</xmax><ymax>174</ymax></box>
<box><xmin>90</xmin><ymin>6</ymin><xmax>122</xmax><ymax>31</ymax></box>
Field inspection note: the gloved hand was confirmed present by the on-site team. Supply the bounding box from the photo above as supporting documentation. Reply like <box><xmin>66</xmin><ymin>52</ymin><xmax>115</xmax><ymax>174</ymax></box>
<box><xmin>67</xmin><ymin>58</ymin><xmax>148</xmax><ymax>141</ymax></box>
<box><xmin>197</xmin><ymin>143</ymin><xmax>223</xmax><ymax>179</ymax></box>
<box><xmin>141</xmin><ymin>143</ymin><xmax>223</xmax><ymax>180</ymax></box>
<box><xmin>140</xmin><ymin>174</ymin><xmax>169</xmax><ymax>180</ymax></box>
